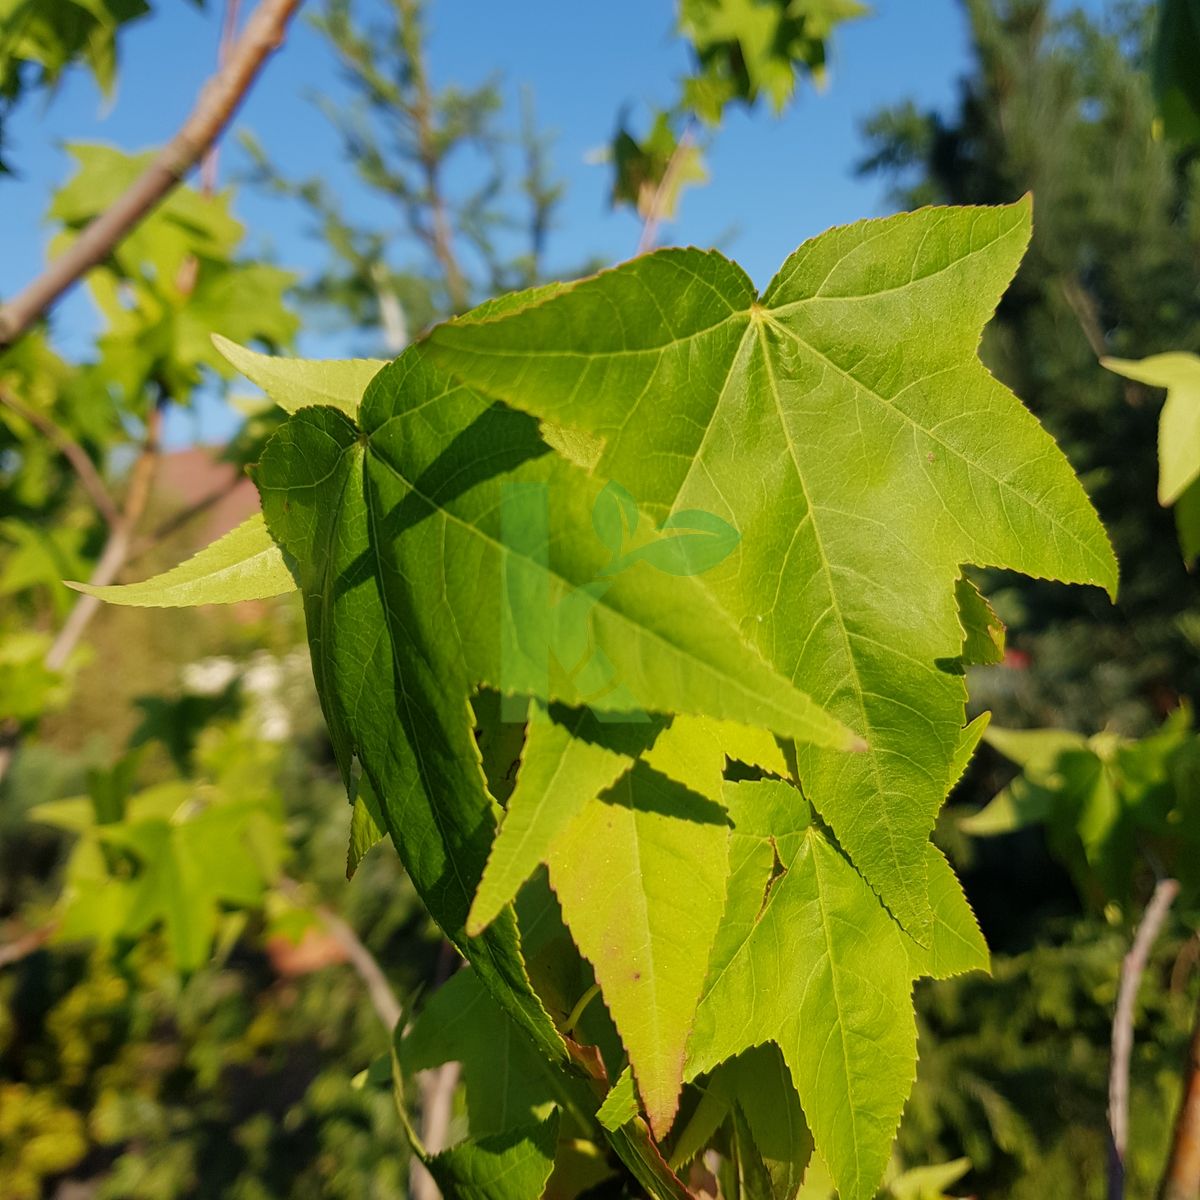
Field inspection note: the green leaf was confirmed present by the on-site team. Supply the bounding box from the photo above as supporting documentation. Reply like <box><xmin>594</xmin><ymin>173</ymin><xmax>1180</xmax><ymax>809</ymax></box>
<box><xmin>1175</xmin><ymin>477</ymin><xmax>1200</xmax><ymax>566</ymax></box>
<box><xmin>67</xmin><ymin>513</ymin><xmax>297</xmax><ymax>608</ymax></box>
<box><xmin>888</xmin><ymin>1158</ymin><xmax>972</xmax><ymax>1200</ymax></box>
<box><xmin>984</xmin><ymin>725</ymin><xmax>1089</xmax><ymax>772</ymax></box>
<box><xmin>956</xmin><ymin>576</ymin><xmax>1005</xmax><ymax>667</ymax></box>
<box><xmin>400</xmin><ymin>969</ymin><xmax>556</xmax><ymax>1137</ymax></box>
<box><xmin>710</xmin><ymin>1044</ymin><xmax>815</xmax><ymax>1199</ymax></box>
<box><xmin>213</xmin><ymin>335</ymin><xmax>385</xmax><ymax>417</ymax></box>
<box><xmin>424</xmin><ymin>1109</ymin><xmax>560</xmax><ymax>1200</ymax></box>
<box><xmin>253</xmin><ymin>395</ymin><xmax>564</xmax><ymax>1065</ymax></box>
<box><xmin>469</xmin><ymin>703</ymin><xmax>660</xmax><ymax>935</ymax></box>
<box><xmin>947</xmin><ymin>711</ymin><xmax>991</xmax><ymax>792</ymax></box>
<box><xmin>597</xmin><ymin>1066</ymin><xmax>640</xmax><ymax>1132</ymax></box>
<box><xmin>546</xmin><ymin>758</ymin><xmax>731</xmax><ymax>1138</ymax></box>
<box><xmin>1103</xmin><ymin>353</ymin><xmax>1200</xmax><ymax>504</ymax></box>
<box><xmin>0</xmin><ymin>0</ymin><xmax>149</xmax><ymax>100</ymax></box>
<box><xmin>678</xmin><ymin>0</ymin><xmax>868</xmax><ymax>122</ymax></box>
<box><xmin>346</xmin><ymin>777</ymin><xmax>386</xmax><ymax>879</ymax></box>
<box><xmin>87</xmin><ymin>785</ymin><xmax>281</xmax><ymax>971</ymax></box>
<box><xmin>251</xmin><ymin>345</ymin><xmax>850</xmax><ymax>1078</ymax></box>
<box><xmin>687</xmin><ymin>779</ymin><xmax>916</xmax><ymax>1200</ymax></box>
<box><xmin>1153</xmin><ymin>0</ymin><xmax>1200</xmax><ymax>144</ymax></box>
<box><xmin>903</xmin><ymin>846</ymin><xmax>989</xmax><ymax>981</ymax></box>
<box><xmin>426</xmin><ymin>199</ymin><xmax>1117</xmax><ymax>938</ymax></box>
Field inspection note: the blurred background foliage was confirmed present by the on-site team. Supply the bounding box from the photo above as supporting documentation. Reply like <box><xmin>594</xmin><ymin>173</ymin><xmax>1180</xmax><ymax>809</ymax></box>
<box><xmin>2</xmin><ymin>0</ymin><xmax>1200</xmax><ymax>1197</ymax></box>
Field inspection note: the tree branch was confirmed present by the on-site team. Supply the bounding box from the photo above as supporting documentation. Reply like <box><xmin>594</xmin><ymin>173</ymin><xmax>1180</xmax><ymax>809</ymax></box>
<box><xmin>45</xmin><ymin>402</ymin><xmax>164</xmax><ymax>673</ymax></box>
<box><xmin>1159</xmin><ymin>991</ymin><xmax>1200</xmax><ymax>1200</ymax></box>
<box><xmin>0</xmin><ymin>384</ymin><xmax>119</xmax><ymax>526</ymax></box>
<box><xmin>277</xmin><ymin>876</ymin><xmax>401</xmax><ymax>1031</ymax></box>
<box><xmin>0</xmin><ymin>0</ymin><xmax>303</xmax><ymax>350</ymax></box>
<box><xmin>0</xmin><ymin>920</ymin><xmax>58</xmax><ymax>969</ymax></box>
<box><xmin>1109</xmin><ymin>877</ymin><xmax>1180</xmax><ymax>1200</ymax></box>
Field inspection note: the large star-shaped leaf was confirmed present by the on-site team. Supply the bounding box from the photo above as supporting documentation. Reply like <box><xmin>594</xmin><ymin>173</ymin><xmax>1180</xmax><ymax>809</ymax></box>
<box><xmin>251</xmin><ymin>346</ymin><xmax>853</xmax><ymax>1054</ymax></box>
<box><xmin>426</xmin><ymin>199</ymin><xmax>1117</xmax><ymax>937</ymax></box>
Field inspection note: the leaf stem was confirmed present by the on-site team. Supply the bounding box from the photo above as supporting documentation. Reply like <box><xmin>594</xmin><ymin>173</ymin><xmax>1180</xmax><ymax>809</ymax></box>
<box><xmin>566</xmin><ymin>982</ymin><xmax>602</xmax><ymax>1035</ymax></box>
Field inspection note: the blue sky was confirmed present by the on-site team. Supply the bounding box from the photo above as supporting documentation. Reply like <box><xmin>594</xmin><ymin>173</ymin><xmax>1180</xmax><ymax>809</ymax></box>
<box><xmin>0</xmin><ymin>0</ymin><xmax>1082</xmax><ymax>443</ymax></box>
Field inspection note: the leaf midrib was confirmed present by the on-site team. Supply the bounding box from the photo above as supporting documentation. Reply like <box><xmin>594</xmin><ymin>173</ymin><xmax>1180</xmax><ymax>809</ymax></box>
<box><xmin>752</xmin><ymin>319</ymin><xmax>904</xmax><ymax>887</ymax></box>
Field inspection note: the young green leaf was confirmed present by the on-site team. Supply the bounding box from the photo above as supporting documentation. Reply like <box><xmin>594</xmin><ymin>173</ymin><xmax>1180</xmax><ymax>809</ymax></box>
<box><xmin>400</xmin><ymin>969</ymin><xmax>556</xmax><ymax>1137</ymax></box>
<box><xmin>252</xmin><ymin>395</ymin><xmax>564</xmax><ymax>1065</ymax></box>
<box><xmin>706</xmin><ymin>1044</ymin><xmax>815</xmax><ymax>1198</ymax></box>
<box><xmin>547</xmin><ymin>760</ymin><xmax>731</xmax><ymax>1139</ymax></box>
<box><xmin>956</xmin><ymin>576</ymin><xmax>1005</xmax><ymax>667</ymax></box>
<box><xmin>346</xmin><ymin>777</ymin><xmax>386</xmax><ymax>879</ymax></box>
<box><xmin>1104</xmin><ymin>352</ymin><xmax>1200</xmax><ymax>564</ymax></box>
<box><xmin>67</xmin><ymin>513</ymin><xmax>297</xmax><ymax>607</ymax></box>
<box><xmin>1103</xmin><ymin>352</ymin><xmax>1200</xmax><ymax>504</ymax></box>
<box><xmin>426</xmin><ymin>199</ymin><xmax>1117</xmax><ymax>939</ymax></box>
<box><xmin>686</xmin><ymin>780</ymin><xmax>916</xmax><ymax>1200</ymax></box>
<box><xmin>469</xmin><ymin>704</ymin><xmax>661</xmax><ymax>935</ymax></box>
<box><xmin>212</xmin><ymin>335</ymin><xmax>385</xmax><ymax>417</ymax></box>
<box><xmin>947</xmin><ymin>711</ymin><xmax>991</xmax><ymax>793</ymax></box>
<box><xmin>903</xmin><ymin>846</ymin><xmax>989</xmax><ymax>981</ymax></box>
<box><xmin>423</xmin><ymin>1109</ymin><xmax>560</xmax><ymax>1200</ymax></box>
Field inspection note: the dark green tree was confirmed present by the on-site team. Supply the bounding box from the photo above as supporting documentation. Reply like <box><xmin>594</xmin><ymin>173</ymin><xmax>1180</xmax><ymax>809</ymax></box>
<box><xmin>860</xmin><ymin>0</ymin><xmax>1200</xmax><ymax>736</ymax></box>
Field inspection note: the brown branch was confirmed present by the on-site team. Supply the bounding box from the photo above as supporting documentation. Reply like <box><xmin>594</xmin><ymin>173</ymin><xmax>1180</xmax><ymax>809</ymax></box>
<box><xmin>1160</xmin><ymin>990</ymin><xmax>1200</xmax><ymax>1200</ymax></box>
<box><xmin>200</xmin><ymin>0</ymin><xmax>244</xmax><ymax>195</ymax></box>
<box><xmin>130</xmin><ymin>473</ymin><xmax>246</xmax><ymax>561</ymax></box>
<box><xmin>0</xmin><ymin>921</ymin><xmax>58</xmax><ymax>969</ymax></box>
<box><xmin>1109</xmin><ymin>878</ymin><xmax>1181</xmax><ymax>1200</ymax></box>
<box><xmin>0</xmin><ymin>0</ymin><xmax>303</xmax><ymax>351</ymax></box>
<box><xmin>0</xmin><ymin>385</ymin><xmax>119</xmax><ymax>526</ymax></box>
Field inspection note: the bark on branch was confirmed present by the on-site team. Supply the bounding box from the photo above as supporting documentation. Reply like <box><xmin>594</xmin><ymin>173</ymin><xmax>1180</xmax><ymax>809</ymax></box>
<box><xmin>0</xmin><ymin>0</ymin><xmax>303</xmax><ymax>350</ymax></box>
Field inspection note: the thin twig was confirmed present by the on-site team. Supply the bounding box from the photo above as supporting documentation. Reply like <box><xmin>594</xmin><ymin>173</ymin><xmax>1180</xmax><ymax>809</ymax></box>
<box><xmin>1109</xmin><ymin>877</ymin><xmax>1181</xmax><ymax>1200</ymax></box>
<box><xmin>0</xmin><ymin>385</ymin><xmax>119</xmax><ymax>526</ymax></box>
<box><xmin>1159</xmin><ymin>991</ymin><xmax>1200</xmax><ymax>1200</ymax></box>
<box><xmin>0</xmin><ymin>921</ymin><xmax>58</xmax><ymax>969</ymax></box>
<box><xmin>637</xmin><ymin>122</ymin><xmax>695</xmax><ymax>257</ymax></box>
<box><xmin>409</xmin><ymin>941</ymin><xmax>462</xmax><ymax>1200</ymax></box>
<box><xmin>396</xmin><ymin>0</ymin><xmax>470</xmax><ymax>313</ymax></box>
<box><xmin>277</xmin><ymin>876</ymin><xmax>401</xmax><ymax>1031</ymax></box>
<box><xmin>45</xmin><ymin>403</ymin><xmax>164</xmax><ymax>673</ymax></box>
<box><xmin>0</xmin><ymin>0</ymin><xmax>303</xmax><ymax>350</ymax></box>
<box><xmin>130</xmin><ymin>472</ymin><xmax>246</xmax><ymax>561</ymax></box>
<box><xmin>200</xmin><ymin>0</ymin><xmax>244</xmax><ymax>195</ymax></box>
<box><xmin>1060</xmin><ymin>275</ymin><xmax>1142</xmax><ymax>408</ymax></box>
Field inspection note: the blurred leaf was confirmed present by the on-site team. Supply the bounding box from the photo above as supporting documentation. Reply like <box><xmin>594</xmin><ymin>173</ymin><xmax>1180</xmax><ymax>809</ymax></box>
<box><xmin>1104</xmin><ymin>353</ymin><xmax>1200</xmax><ymax>505</ymax></box>
<box><xmin>1153</xmin><ymin>0</ymin><xmax>1200</xmax><ymax>144</ymax></box>
<box><xmin>679</xmin><ymin>0</ymin><xmax>868</xmax><ymax>122</ymax></box>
